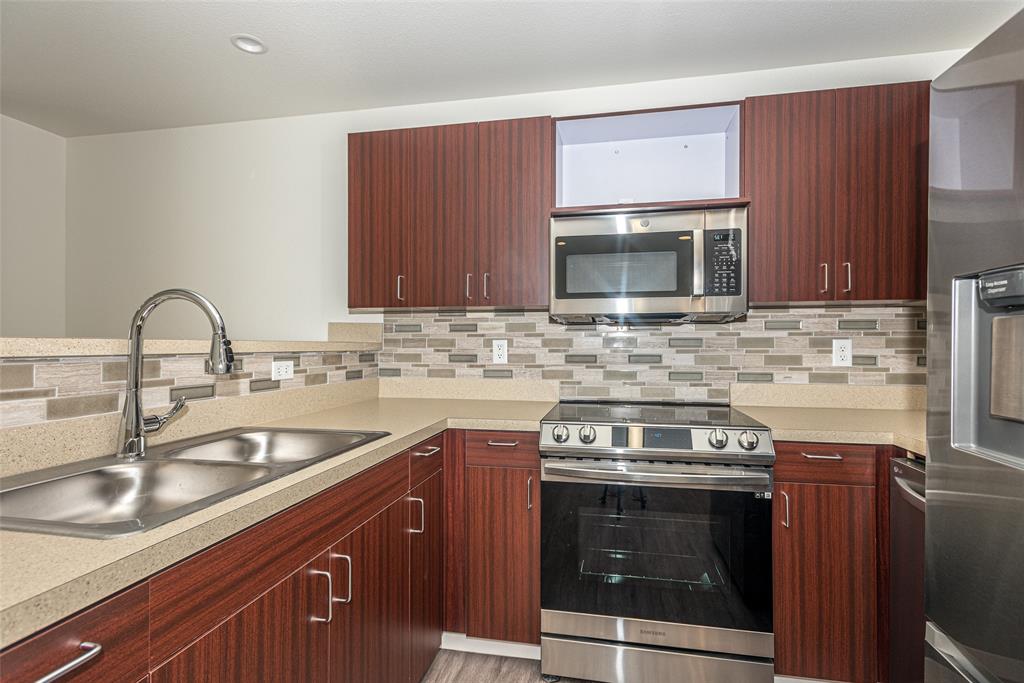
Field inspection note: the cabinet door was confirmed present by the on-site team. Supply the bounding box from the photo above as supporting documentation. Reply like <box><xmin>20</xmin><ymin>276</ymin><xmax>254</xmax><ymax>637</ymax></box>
<box><xmin>774</xmin><ymin>482</ymin><xmax>877</xmax><ymax>683</ymax></box>
<box><xmin>477</xmin><ymin>117</ymin><xmax>553</xmax><ymax>307</ymax></box>
<box><xmin>466</xmin><ymin>465</ymin><xmax>540</xmax><ymax>644</ymax></box>
<box><xmin>331</xmin><ymin>498</ymin><xmax>410</xmax><ymax>683</ymax></box>
<box><xmin>834</xmin><ymin>82</ymin><xmax>930</xmax><ymax>302</ymax></box>
<box><xmin>349</xmin><ymin>128</ymin><xmax>413</xmax><ymax>308</ymax></box>
<box><xmin>151</xmin><ymin>553</ymin><xmax>331</xmax><ymax>683</ymax></box>
<box><xmin>409</xmin><ymin>470</ymin><xmax>445</xmax><ymax>682</ymax></box>
<box><xmin>0</xmin><ymin>584</ymin><xmax>148</xmax><ymax>683</ymax></box>
<box><xmin>413</xmin><ymin>123</ymin><xmax>478</xmax><ymax>307</ymax></box>
<box><xmin>745</xmin><ymin>91</ymin><xmax>837</xmax><ymax>303</ymax></box>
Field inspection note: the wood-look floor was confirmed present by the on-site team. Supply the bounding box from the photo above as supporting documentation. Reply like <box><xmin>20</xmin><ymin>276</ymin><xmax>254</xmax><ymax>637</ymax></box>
<box><xmin>421</xmin><ymin>650</ymin><xmax>595</xmax><ymax>683</ymax></box>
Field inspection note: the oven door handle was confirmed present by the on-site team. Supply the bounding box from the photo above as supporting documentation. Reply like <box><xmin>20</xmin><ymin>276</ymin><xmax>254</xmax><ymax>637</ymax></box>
<box><xmin>541</xmin><ymin>462</ymin><xmax>771</xmax><ymax>491</ymax></box>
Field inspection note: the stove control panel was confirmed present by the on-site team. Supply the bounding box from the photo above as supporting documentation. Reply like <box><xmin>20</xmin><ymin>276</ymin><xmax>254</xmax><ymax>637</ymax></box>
<box><xmin>540</xmin><ymin>423</ymin><xmax>774</xmax><ymax>457</ymax></box>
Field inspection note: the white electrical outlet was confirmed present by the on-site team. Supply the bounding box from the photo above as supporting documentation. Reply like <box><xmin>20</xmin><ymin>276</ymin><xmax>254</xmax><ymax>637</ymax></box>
<box><xmin>271</xmin><ymin>360</ymin><xmax>294</xmax><ymax>380</ymax></box>
<box><xmin>492</xmin><ymin>339</ymin><xmax>508</xmax><ymax>365</ymax></box>
<box><xmin>833</xmin><ymin>339</ymin><xmax>853</xmax><ymax>367</ymax></box>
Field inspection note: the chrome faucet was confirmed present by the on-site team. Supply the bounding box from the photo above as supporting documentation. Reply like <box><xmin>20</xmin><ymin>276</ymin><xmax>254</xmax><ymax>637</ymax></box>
<box><xmin>117</xmin><ymin>289</ymin><xmax>234</xmax><ymax>459</ymax></box>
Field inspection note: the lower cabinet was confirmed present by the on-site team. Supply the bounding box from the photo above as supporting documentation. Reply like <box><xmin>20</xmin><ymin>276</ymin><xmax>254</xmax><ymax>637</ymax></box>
<box><xmin>773</xmin><ymin>442</ymin><xmax>879</xmax><ymax>683</ymax></box>
<box><xmin>332</xmin><ymin>497</ymin><xmax>411</xmax><ymax>683</ymax></box>
<box><xmin>2</xmin><ymin>437</ymin><xmax>449</xmax><ymax>683</ymax></box>
<box><xmin>410</xmin><ymin>470</ymin><xmax>445</xmax><ymax>683</ymax></box>
<box><xmin>151</xmin><ymin>553</ymin><xmax>332</xmax><ymax>682</ymax></box>
<box><xmin>465</xmin><ymin>463</ymin><xmax>540</xmax><ymax>644</ymax></box>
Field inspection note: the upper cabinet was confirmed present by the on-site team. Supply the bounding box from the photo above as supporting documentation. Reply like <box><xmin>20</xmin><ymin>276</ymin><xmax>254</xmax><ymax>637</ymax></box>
<box><xmin>746</xmin><ymin>81</ymin><xmax>930</xmax><ymax>304</ymax></box>
<box><xmin>834</xmin><ymin>82</ymin><xmax>930</xmax><ymax>302</ymax></box>
<box><xmin>554</xmin><ymin>105</ymin><xmax>742</xmax><ymax>210</ymax></box>
<box><xmin>348</xmin><ymin>116</ymin><xmax>551</xmax><ymax>310</ymax></box>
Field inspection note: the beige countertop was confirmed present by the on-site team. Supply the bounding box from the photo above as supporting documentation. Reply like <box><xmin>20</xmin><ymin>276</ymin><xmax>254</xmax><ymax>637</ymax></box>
<box><xmin>0</xmin><ymin>394</ymin><xmax>926</xmax><ymax>649</ymax></box>
<box><xmin>0</xmin><ymin>397</ymin><xmax>554</xmax><ymax>649</ymax></box>
<box><xmin>740</xmin><ymin>405</ymin><xmax>927</xmax><ymax>456</ymax></box>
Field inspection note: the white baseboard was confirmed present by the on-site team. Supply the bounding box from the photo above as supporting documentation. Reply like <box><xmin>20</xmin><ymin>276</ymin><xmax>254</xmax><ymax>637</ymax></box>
<box><xmin>440</xmin><ymin>632</ymin><xmax>541</xmax><ymax>660</ymax></box>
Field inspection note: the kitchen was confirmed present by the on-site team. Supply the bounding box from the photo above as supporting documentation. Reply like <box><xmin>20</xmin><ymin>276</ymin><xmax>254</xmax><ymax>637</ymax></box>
<box><xmin>1</xmin><ymin>2</ymin><xmax>1022</xmax><ymax>683</ymax></box>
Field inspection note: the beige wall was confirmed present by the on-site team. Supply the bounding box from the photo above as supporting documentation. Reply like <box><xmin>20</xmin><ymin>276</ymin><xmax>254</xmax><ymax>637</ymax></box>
<box><xmin>1</xmin><ymin>115</ymin><xmax>67</xmax><ymax>337</ymax></box>
<box><xmin>26</xmin><ymin>49</ymin><xmax>965</xmax><ymax>340</ymax></box>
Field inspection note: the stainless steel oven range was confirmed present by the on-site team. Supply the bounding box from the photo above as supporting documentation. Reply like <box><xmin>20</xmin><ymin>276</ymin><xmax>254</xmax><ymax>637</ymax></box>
<box><xmin>539</xmin><ymin>401</ymin><xmax>776</xmax><ymax>683</ymax></box>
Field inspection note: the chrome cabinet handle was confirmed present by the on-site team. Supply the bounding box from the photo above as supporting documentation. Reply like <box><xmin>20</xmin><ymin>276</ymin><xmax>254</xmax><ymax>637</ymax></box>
<box><xmin>410</xmin><ymin>496</ymin><xmax>425</xmax><ymax>534</ymax></box>
<box><xmin>527</xmin><ymin>476</ymin><xmax>533</xmax><ymax>511</ymax></box>
<box><xmin>843</xmin><ymin>262</ymin><xmax>852</xmax><ymax>293</ymax></box>
<box><xmin>483</xmin><ymin>272</ymin><xmax>490</xmax><ymax>300</ymax></box>
<box><xmin>309</xmin><ymin>569</ymin><xmax>333</xmax><ymax>623</ymax></box>
<box><xmin>396</xmin><ymin>274</ymin><xmax>405</xmax><ymax>302</ymax></box>
<box><xmin>781</xmin><ymin>491</ymin><xmax>791</xmax><ymax>528</ymax></box>
<box><xmin>413</xmin><ymin>446</ymin><xmax>440</xmax><ymax>457</ymax></box>
<box><xmin>465</xmin><ymin>273</ymin><xmax>473</xmax><ymax>300</ymax></box>
<box><xmin>34</xmin><ymin>642</ymin><xmax>103</xmax><ymax>683</ymax></box>
<box><xmin>802</xmin><ymin>452</ymin><xmax>844</xmax><ymax>461</ymax></box>
<box><xmin>486</xmin><ymin>440</ymin><xmax>519</xmax><ymax>447</ymax></box>
<box><xmin>331</xmin><ymin>553</ymin><xmax>353</xmax><ymax>604</ymax></box>
<box><xmin>820</xmin><ymin>263</ymin><xmax>829</xmax><ymax>293</ymax></box>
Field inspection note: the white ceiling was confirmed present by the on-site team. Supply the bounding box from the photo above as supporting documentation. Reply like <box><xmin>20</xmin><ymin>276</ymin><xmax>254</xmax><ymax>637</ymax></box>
<box><xmin>2</xmin><ymin>0</ymin><xmax>1021</xmax><ymax>137</ymax></box>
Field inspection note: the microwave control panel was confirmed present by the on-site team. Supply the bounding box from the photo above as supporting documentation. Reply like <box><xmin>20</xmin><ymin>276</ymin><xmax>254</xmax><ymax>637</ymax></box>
<box><xmin>704</xmin><ymin>228</ymin><xmax>742</xmax><ymax>296</ymax></box>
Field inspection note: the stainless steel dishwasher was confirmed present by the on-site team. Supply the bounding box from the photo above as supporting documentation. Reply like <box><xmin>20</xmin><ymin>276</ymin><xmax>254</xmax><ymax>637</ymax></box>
<box><xmin>890</xmin><ymin>456</ymin><xmax>926</xmax><ymax>683</ymax></box>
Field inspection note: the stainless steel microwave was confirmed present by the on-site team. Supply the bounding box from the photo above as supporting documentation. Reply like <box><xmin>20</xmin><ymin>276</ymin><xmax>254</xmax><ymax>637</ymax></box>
<box><xmin>549</xmin><ymin>207</ymin><xmax>748</xmax><ymax>324</ymax></box>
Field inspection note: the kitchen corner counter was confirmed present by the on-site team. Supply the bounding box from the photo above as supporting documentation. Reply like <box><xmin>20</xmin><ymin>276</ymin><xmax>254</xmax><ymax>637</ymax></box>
<box><xmin>738</xmin><ymin>405</ymin><xmax>927</xmax><ymax>456</ymax></box>
<box><xmin>0</xmin><ymin>398</ymin><xmax>554</xmax><ymax>649</ymax></box>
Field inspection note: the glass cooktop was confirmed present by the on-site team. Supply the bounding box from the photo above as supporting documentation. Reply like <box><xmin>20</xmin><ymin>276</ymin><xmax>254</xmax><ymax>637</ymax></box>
<box><xmin>542</xmin><ymin>401</ymin><xmax>767</xmax><ymax>430</ymax></box>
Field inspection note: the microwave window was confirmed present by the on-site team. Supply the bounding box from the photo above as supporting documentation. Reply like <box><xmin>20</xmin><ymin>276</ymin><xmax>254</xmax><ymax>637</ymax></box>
<box><xmin>565</xmin><ymin>251</ymin><xmax>678</xmax><ymax>295</ymax></box>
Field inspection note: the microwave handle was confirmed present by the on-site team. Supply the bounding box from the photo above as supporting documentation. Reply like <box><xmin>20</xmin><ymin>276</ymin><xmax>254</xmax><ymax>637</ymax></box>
<box><xmin>691</xmin><ymin>229</ymin><xmax>705</xmax><ymax>296</ymax></box>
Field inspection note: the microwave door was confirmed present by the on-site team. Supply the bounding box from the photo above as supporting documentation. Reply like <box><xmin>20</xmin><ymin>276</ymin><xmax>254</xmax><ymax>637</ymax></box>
<box><xmin>554</xmin><ymin>231</ymin><xmax>696</xmax><ymax>302</ymax></box>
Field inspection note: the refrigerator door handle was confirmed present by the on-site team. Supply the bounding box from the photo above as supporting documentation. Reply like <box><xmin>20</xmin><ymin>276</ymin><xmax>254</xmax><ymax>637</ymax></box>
<box><xmin>925</xmin><ymin>622</ymin><xmax>1001</xmax><ymax>683</ymax></box>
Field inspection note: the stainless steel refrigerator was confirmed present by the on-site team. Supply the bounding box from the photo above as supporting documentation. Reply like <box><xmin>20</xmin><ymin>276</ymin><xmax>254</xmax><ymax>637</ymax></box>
<box><xmin>926</xmin><ymin>8</ymin><xmax>1024</xmax><ymax>683</ymax></box>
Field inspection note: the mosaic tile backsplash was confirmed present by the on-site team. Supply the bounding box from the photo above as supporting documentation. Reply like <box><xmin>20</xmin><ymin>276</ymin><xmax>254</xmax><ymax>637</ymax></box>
<box><xmin>0</xmin><ymin>351</ymin><xmax>378</xmax><ymax>428</ymax></box>
<box><xmin>380</xmin><ymin>307</ymin><xmax>927</xmax><ymax>402</ymax></box>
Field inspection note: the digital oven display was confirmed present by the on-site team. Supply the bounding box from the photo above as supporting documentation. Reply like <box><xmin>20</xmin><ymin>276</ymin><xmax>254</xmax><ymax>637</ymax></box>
<box><xmin>642</xmin><ymin>428</ymin><xmax>693</xmax><ymax>450</ymax></box>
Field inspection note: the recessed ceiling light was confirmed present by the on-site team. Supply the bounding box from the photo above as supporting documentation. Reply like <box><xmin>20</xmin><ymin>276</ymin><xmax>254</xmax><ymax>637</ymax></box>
<box><xmin>230</xmin><ymin>34</ymin><xmax>267</xmax><ymax>55</ymax></box>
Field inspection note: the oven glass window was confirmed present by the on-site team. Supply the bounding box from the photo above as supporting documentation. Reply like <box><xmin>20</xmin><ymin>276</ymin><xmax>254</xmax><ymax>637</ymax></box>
<box><xmin>541</xmin><ymin>481</ymin><xmax>772</xmax><ymax>633</ymax></box>
<box><xmin>554</xmin><ymin>231</ymin><xmax>694</xmax><ymax>299</ymax></box>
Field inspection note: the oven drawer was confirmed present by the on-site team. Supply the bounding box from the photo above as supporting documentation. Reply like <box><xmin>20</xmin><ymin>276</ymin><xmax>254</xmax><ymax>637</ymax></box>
<box><xmin>541</xmin><ymin>636</ymin><xmax>774</xmax><ymax>683</ymax></box>
<box><xmin>774</xmin><ymin>442</ymin><xmax>877</xmax><ymax>485</ymax></box>
<box><xmin>465</xmin><ymin>430</ymin><xmax>540</xmax><ymax>468</ymax></box>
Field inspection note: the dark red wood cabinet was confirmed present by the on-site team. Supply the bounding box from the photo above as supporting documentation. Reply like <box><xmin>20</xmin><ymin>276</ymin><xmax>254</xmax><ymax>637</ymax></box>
<box><xmin>151</xmin><ymin>553</ymin><xmax>331</xmax><ymax>683</ymax></box>
<box><xmin>773</xmin><ymin>442</ymin><xmax>880</xmax><ymax>683</ymax></box>
<box><xmin>746</xmin><ymin>81</ymin><xmax>929</xmax><ymax>303</ymax></box>
<box><xmin>0</xmin><ymin>583</ymin><xmax>149</xmax><ymax>683</ymax></box>
<box><xmin>331</xmin><ymin>498</ymin><xmax>411</xmax><ymax>683</ymax></box>
<box><xmin>464</xmin><ymin>431</ymin><xmax>541</xmax><ymax>644</ymax></box>
<box><xmin>409</xmin><ymin>470</ymin><xmax>445</xmax><ymax>683</ymax></box>
<box><xmin>2</xmin><ymin>436</ymin><xmax>450</xmax><ymax>683</ymax></box>
<box><xmin>348</xmin><ymin>116</ymin><xmax>552</xmax><ymax>309</ymax></box>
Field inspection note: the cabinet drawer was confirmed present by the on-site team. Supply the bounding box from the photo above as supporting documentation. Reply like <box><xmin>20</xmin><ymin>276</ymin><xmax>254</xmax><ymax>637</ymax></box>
<box><xmin>0</xmin><ymin>583</ymin><xmax>148</xmax><ymax>683</ymax></box>
<box><xmin>409</xmin><ymin>433</ymin><xmax>444</xmax><ymax>487</ymax></box>
<box><xmin>774</xmin><ymin>442</ymin><xmax>877</xmax><ymax>485</ymax></box>
<box><xmin>465</xmin><ymin>430</ymin><xmax>540</xmax><ymax>468</ymax></box>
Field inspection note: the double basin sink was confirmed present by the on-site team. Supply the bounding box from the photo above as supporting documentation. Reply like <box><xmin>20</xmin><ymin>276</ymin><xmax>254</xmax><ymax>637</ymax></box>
<box><xmin>0</xmin><ymin>428</ymin><xmax>389</xmax><ymax>539</ymax></box>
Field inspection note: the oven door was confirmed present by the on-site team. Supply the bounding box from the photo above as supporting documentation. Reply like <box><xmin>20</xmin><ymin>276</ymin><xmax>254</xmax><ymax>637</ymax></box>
<box><xmin>549</xmin><ymin>211</ymin><xmax>704</xmax><ymax>318</ymax></box>
<box><xmin>540</xmin><ymin>459</ymin><xmax>773</xmax><ymax>660</ymax></box>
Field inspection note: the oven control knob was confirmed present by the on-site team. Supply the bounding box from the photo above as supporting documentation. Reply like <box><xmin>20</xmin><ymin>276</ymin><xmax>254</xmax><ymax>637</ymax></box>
<box><xmin>552</xmin><ymin>424</ymin><xmax>570</xmax><ymax>443</ymax></box>
<box><xmin>579</xmin><ymin>425</ymin><xmax>597</xmax><ymax>444</ymax></box>
<box><xmin>708</xmin><ymin>428</ymin><xmax>729</xmax><ymax>449</ymax></box>
<box><xmin>738</xmin><ymin>430</ymin><xmax>760</xmax><ymax>451</ymax></box>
